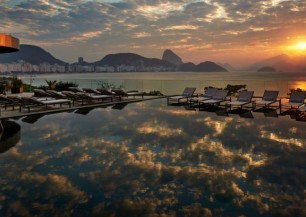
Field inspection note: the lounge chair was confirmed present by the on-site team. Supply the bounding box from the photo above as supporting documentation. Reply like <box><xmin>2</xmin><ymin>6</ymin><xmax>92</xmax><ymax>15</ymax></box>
<box><xmin>189</xmin><ymin>87</ymin><xmax>218</xmax><ymax>105</ymax></box>
<box><xmin>33</xmin><ymin>89</ymin><xmax>52</xmax><ymax>98</ymax></box>
<box><xmin>281</xmin><ymin>91</ymin><xmax>305</xmax><ymax>110</ymax></box>
<box><xmin>226</xmin><ymin>91</ymin><xmax>254</xmax><ymax>111</ymax></box>
<box><xmin>198</xmin><ymin>89</ymin><xmax>228</xmax><ymax>107</ymax></box>
<box><xmin>298</xmin><ymin>105</ymin><xmax>306</xmax><ymax>111</ymax></box>
<box><xmin>5</xmin><ymin>95</ymin><xmax>23</xmax><ymax>108</ymax></box>
<box><xmin>18</xmin><ymin>97</ymin><xmax>71</xmax><ymax>112</ymax></box>
<box><xmin>167</xmin><ymin>87</ymin><xmax>196</xmax><ymax>104</ymax></box>
<box><xmin>75</xmin><ymin>92</ymin><xmax>113</xmax><ymax>102</ymax></box>
<box><xmin>0</xmin><ymin>94</ymin><xmax>17</xmax><ymax>112</ymax></box>
<box><xmin>45</xmin><ymin>90</ymin><xmax>67</xmax><ymax>99</ymax></box>
<box><xmin>96</xmin><ymin>88</ymin><xmax>114</xmax><ymax>95</ymax></box>
<box><xmin>62</xmin><ymin>91</ymin><xmax>113</xmax><ymax>105</ymax></box>
<box><xmin>82</xmin><ymin>88</ymin><xmax>101</xmax><ymax>95</ymax></box>
<box><xmin>62</xmin><ymin>91</ymin><xmax>87</xmax><ymax>105</ymax></box>
<box><xmin>68</xmin><ymin>87</ymin><xmax>84</xmax><ymax>93</ymax></box>
<box><xmin>112</xmin><ymin>88</ymin><xmax>144</xmax><ymax>100</ymax></box>
<box><xmin>253</xmin><ymin>90</ymin><xmax>279</xmax><ymax>110</ymax></box>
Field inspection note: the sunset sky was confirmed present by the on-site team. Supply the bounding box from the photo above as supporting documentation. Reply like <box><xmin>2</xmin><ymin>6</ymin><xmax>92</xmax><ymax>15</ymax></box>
<box><xmin>1</xmin><ymin>0</ymin><xmax>306</xmax><ymax>67</ymax></box>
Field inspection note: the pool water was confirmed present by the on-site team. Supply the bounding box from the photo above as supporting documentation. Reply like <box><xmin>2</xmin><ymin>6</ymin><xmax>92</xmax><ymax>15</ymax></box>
<box><xmin>0</xmin><ymin>99</ymin><xmax>305</xmax><ymax>217</ymax></box>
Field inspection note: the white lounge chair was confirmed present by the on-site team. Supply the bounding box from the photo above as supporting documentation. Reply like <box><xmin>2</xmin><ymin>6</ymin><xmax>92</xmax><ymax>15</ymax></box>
<box><xmin>46</xmin><ymin>90</ymin><xmax>67</xmax><ymax>99</ymax></box>
<box><xmin>167</xmin><ymin>87</ymin><xmax>196</xmax><ymax>104</ymax></box>
<box><xmin>19</xmin><ymin>97</ymin><xmax>72</xmax><ymax>112</ymax></box>
<box><xmin>298</xmin><ymin>104</ymin><xmax>306</xmax><ymax>111</ymax></box>
<box><xmin>76</xmin><ymin>92</ymin><xmax>113</xmax><ymax>102</ymax></box>
<box><xmin>282</xmin><ymin>91</ymin><xmax>305</xmax><ymax>110</ymax></box>
<box><xmin>189</xmin><ymin>87</ymin><xmax>218</xmax><ymax>105</ymax></box>
<box><xmin>253</xmin><ymin>90</ymin><xmax>279</xmax><ymax>110</ymax></box>
<box><xmin>112</xmin><ymin>88</ymin><xmax>144</xmax><ymax>100</ymax></box>
<box><xmin>226</xmin><ymin>91</ymin><xmax>254</xmax><ymax>111</ymax></box>
<box><xmin>198</xmin><ymin>89</ymin><xmax>228</xmax><ymax>107</ymax></box>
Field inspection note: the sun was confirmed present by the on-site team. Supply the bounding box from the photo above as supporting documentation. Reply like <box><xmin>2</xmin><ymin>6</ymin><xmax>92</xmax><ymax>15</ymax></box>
<box><xmin>284</xmin><ymin>41</ymin><xmax>306</xmax><ymax>55</ymax></box>
<box><xmin>294</xmin><ymin>42</ymin><xmax>306</xmax><ymax>50</ymax></box>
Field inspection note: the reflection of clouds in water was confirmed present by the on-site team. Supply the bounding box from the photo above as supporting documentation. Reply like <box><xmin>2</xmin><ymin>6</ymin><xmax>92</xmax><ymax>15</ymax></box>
<box><xmin>137</xmin><ymin>120</ymin><xmax>183</xmax><ymax>137</ymax></box>
<box><xmin>198</xmin><ymin>116</ymin><xmax>233</xmax><ymax>136</ymax></box>
<box><xmin>261</xmin><ymin>130</ymin><xmax>304</xmax><ymax>147</ymax></box>
<box><xmin>1</xmin><ymin>100</ymin><xmax>306</xmax><ymax>216</ymax></box>
<box><xmin>76</xmin><ymin>133</ymin><xmax>272</xmax><ymax>215</ymax></box>
<box><xmin>1</xmin><ymin>171</ymin><xmax>88</xmax><ymax>216</ymax></box>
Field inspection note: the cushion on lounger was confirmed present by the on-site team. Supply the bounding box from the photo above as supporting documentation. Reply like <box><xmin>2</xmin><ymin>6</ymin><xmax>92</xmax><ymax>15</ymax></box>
<box><xmin>263</xmin><ymin>97</ymin><xmax>275</xmax><ymax>101</ymax></box>
<box><xmin>238</xmin><ymin>97</ymin><xmax>251</xmax><ymax>102</ymax></box>
<box><xmin>290</xmin><ymin>99</ymin><xmax>303</xmax><ymax>103</ymax></box>
<box><xmin>213</xmin><ymin>96</ymin><xmax>224</xmax><ymax>100</ymax></box>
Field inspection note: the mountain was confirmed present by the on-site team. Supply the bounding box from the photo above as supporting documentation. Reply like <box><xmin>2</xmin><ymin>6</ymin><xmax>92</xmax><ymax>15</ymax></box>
<box><xmin>245</xmin><ymin>54</ymin><xmax>306</xmax><ymax>71</ymax></box>
<box><xmin>177</xmin><ymin>62</ymin><xmax>196</xmax><ymax>71</ymax></box>
<box><xmin>162</xmin><ymin>49</ymin><xmax>183</xmax><ymax>65</ymax></box>
<box><xmin>0</xmin><ymin>44</ymin><xmax>67</xmax><ymax>65</ymax></box>
<box><xmin>245</xmin><ymin>54</ymin><xmax>289</xmax><ymax>71</ymax></box>
<box><xmin>195</xmin><ymin>61</ymin><xmax>228</xmax><ymax>72</ymax></box>
<box><xmin>218</xmin><ymin>62</ymin><xmax>236</xmax><ymax>72</ymax></box>
<box><xmin>257</xmin><ymin>66</ymin><xmax>277</xmax><ymax>72</ymax></box>
<box><xmin>0</xmin><ymin>44</ymin><xmax>229</xmax><ymax>72</ymax></box>
<box><xmin>93</xmin><ymin>53</ymin><xmax>175</xmax><ymax>68</ymax></box>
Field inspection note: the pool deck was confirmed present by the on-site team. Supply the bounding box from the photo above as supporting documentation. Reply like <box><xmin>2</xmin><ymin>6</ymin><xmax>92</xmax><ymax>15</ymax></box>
<box><xmin>0</xmin><ymin>92</ymin><xmax>167</xmax><ymax>120</ymax></box>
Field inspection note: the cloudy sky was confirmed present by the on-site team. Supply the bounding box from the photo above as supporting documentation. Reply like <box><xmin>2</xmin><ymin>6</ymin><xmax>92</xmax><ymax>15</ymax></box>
<box><xmin>1</xmin><ymin>0</ymin><xmax>306</xmax><ymax>67</ymax></box>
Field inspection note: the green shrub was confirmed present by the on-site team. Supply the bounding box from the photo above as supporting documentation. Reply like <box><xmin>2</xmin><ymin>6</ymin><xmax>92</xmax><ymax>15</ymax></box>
<box><xmin>288</xmin><ymin>88</ymin><xmax>306</xmax><ymax>96</ymax></box>
<box><xmin>45</xmin><ymin>80</ymin><xmax>57</xmax><ymax>90</ymax></box>
<box><xmin>224</xmin><ymin>84</ymin><xmax>247</xmax><ymax>96</ymax></box>
<box><xmin>143</xmin><ymin>90</ymin><xmax>163</xmax><ymax>96</ymax></box>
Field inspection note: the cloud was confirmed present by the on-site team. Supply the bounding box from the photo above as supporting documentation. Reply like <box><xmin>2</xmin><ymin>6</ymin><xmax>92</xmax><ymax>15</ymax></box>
<box><xmin>2</xmin><ymin>0</ymin><xmax>306</xmax><ymax>66</ymax></box>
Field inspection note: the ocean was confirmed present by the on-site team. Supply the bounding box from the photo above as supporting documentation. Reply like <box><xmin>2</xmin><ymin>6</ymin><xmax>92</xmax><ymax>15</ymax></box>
<box><xmin>20</xmin><ymin>71</ymin><xmax>306</xmax><ymax>96</ymax></box>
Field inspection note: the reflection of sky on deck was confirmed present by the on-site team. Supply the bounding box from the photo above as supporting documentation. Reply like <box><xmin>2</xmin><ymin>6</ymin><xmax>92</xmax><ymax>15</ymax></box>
<box><xmin>1</xmin><ymin>99</ymin><xmax>305</xmax><ymax>216</ymax></box>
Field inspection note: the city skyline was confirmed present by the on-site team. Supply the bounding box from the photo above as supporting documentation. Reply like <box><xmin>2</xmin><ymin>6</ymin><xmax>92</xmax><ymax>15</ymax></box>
<box><xmin>1</xmin><ymin>0</ymin><xmax>306</xmax><ymax>67</ymax></box>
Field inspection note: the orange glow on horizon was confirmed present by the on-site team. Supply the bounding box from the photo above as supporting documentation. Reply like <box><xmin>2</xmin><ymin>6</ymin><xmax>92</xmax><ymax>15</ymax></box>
<box><xmin>295</xmin><ymin>42</ymin><xmax>306</xmax><ymax>50</ymax></box>
<box><xmin>291</xmin><ymin>81</ymin><xmax>306</xmax><ymax>91</ymax></box>
<box><xmin>284</xmin><ymin>40</ymin><xmax>306</xmax><ymax>56</ymax></box>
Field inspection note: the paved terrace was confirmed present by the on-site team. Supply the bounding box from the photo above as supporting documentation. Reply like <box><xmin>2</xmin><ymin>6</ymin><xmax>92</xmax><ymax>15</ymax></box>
<box><xmin>0</xmin><ymin>92</ymin><xmax>167</xmax><ymax>120</ymax></box>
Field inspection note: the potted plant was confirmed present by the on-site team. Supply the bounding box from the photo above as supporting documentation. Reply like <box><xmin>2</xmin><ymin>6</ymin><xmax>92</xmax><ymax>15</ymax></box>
<box><xmin>10</xmin><ymin>77</ymin><xmax>24</xmax><ymax>94</ymax></box>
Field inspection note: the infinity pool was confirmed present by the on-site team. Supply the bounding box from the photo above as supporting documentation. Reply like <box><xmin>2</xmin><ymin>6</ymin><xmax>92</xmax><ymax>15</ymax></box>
<box><xmin>1</xmin><ymin>99</ymin><xmax>305</xmax><ymax>217</ymax></box>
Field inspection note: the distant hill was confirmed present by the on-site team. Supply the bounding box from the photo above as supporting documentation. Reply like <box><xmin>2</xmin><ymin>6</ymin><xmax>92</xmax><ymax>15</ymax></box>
<box><xmin>258</xmin><ymin>66</ymin><xmax>276</xmax><ymax>72</ymax></box>
<box><xmin>178</xmin><ymin>62</ymin><xmax>196</xmax><ymax>72</ymax></box>
<box><xmin>162</xmin><ymin>49</ymin><xmax>183</xmax><ymax>65</ymax></box>
<box><xmin>245</xmin><ymin>54</ymin><xmax>306</xmax><ymax>72</ymax></box>
<box><xmin>93</xmin><ymin>53</ymin><xmax>175</xmax><ymax>68</ymax></box>
<box><xmin>218</xmin><ymin>62</ymin><xmax>236</xmax><ymax>72</ymax></box>
<box><xmin>0</xmin><ymin>44</ymin><xmax>67</xmax><ymax>65</ymax></box>
<box><xmin>195</xmin><ymin>61</ymin><xmax>228</xmax><ymax>72</ymax></box>
<box><xmin>0</xmin><ymin>44</ymin><xmax>230</xmax><ymax>72</ymax></box>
